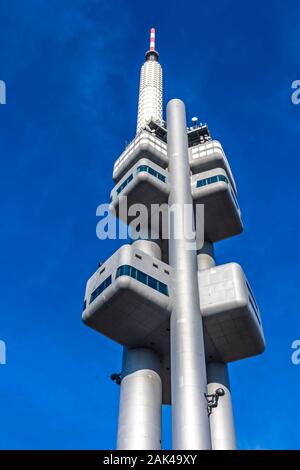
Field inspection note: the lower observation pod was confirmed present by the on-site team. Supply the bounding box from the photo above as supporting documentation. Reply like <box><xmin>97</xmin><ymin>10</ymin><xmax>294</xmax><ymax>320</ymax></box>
<box><xmin>82</xmin><ymin>244</ymin><xmax>172</xmax><ymax>403</ymax></box>
<box><xmin>82</xmin><ymin>244</ymin><xmax>172</xmax><ymax>352</ymax></box>
<box><xmin>192</xmin><ymin>167</ymin><xmax>243</xmax><ymax>242</ymax></box>
<box><xmin>82</xmin><ymin>246</ymin><xmax>265</xmax><ymax>403</ymax></box>
<box><xmin>198</xmin><ymin>262</ymin><xmax>265</xmax><ymax>363</ymax></box>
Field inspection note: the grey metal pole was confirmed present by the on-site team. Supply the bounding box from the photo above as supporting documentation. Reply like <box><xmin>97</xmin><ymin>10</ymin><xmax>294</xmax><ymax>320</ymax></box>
<box><xmin>117</xmin><ymin>348</ymin><xmax>162</xmax><ymax>450</ymax></box>
<box><xmin>207</xmin><ymin>362</ymin><xmax>237</xmax><ymax>450</ymax></box>
<box><xmin>167</xmin><ymin>98</ymin><xmax>211</xmax><ymax>450</ymax></box>
<box><xmin>197</xmin><ymin>242</ymin><xmax>237</xmax><ymax>450</ymax></box>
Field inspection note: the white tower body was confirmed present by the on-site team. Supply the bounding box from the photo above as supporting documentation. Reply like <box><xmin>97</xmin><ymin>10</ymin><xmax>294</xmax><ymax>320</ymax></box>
<box><xmin>136</xmin><ymin>28</ymin><xmax>163</xmax><ymax>133</ymax></box>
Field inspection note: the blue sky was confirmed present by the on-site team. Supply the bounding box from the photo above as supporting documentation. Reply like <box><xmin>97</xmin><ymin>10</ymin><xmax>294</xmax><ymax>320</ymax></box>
<box><xmin>0</xmin><ymin>0</ymin><xmax>300</xmax><ymax>449</ymax></box>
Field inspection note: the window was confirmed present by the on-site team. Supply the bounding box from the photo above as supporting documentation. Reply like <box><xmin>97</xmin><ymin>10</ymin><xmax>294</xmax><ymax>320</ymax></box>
<box><xmin>196</xmin><ymin>174</ymin><xmax>228</xmax><ymax>188</ymax></box>
<box><xmin>135</xmin><ymin>254</ymin><xmax>142</xmax><ymax>260</ymax></box>
<box><xmin>148</xmin><ymin>276</ymin><xmax>158</xmax><ymax>290</ymax></box>
<box><xmin>115</xmin><ymin>166</ymin><xmax>166</xmax><ymax>198</ymax></box>
<box><xmin>100</xmin><ymin>267</ymin><xmax>105</xmax><ymax>275</ymax></box>
<box><xmin>117</xmin><ymin>265</ymin><xmax>130</xmax><ymax>276</ymax></box>
<box><xmin>90</xmin><ymin>275</ymin><xmax>112</xmax><ymax>304</ymax></box>
<box><xmin>137</xmin><ymin>270</ymin><xmax>147</xmax><ymax>284</ymax></box>
<box><xmin>116</xmin><ymin>265</ymin><xmax>169</xmax><ymax>296</ymax></box>
<box><xmin>137</xmin><ymin>165</ymin><xmax>166</xmax><ymax>183</ymax></box>
<box><xmin>153</xmin><ymin>263</ymin><xmax>158</xmax><ymax>268</ymax></box>
<box><xmin>158</xmin><ymin>282</ymin><xmax>168</xmax><ymax>296</ymax></box>
<box><xmin>116</xmin><ymin>173</ymin><xmax>134</xmax><ymax>195</ymax></box>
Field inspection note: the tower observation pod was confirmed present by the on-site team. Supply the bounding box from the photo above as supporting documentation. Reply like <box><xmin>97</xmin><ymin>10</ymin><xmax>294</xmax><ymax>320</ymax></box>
<box><xmin>82</xmin><ymin>28</ymin><xmax>266</xmax><ymax>450</ymax></box>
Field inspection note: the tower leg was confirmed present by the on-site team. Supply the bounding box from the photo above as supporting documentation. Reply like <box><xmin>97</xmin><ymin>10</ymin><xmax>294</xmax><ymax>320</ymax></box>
<box><xmin>117</xmin><ymin>348</ymin><xmax>162</xmax><ymax>450</ymax></box>
<box><xmin>207</xmin><ymin>362</ymin><xmax>237</xmax><ymax>450</ymax></box>
<box><xmin>167</xmin><ymin>99</ymin><xmax>211</xmax><ymax>450</ymax></box>
<box><xmin>197</xmin><ymin>242</ymin><xmax>237</xmax><ymax>449</ymax></box>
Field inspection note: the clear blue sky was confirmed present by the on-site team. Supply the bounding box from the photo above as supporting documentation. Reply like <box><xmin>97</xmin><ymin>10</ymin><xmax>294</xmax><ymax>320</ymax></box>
<box><xmin>1</xmin><ymin>0</ymin><xmax>300</xmax><ymax>450</ymax></box>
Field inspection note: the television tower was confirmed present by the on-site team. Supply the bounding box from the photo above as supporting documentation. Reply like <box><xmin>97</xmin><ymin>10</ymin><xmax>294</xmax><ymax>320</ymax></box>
<box><xmin>82</xmin><ymin>29</ymin><xmax>265</xmax><ymax>450</ymax></box>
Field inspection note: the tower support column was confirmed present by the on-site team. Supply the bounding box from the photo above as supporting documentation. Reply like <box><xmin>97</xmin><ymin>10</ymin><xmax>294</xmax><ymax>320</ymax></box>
<box><xmin>207</xmin><ymin>362</ymin><xmax>237</xmax><ymax>450</ymax></box>
<box><xmin>167</xmin><ymin>99</ymin><xmax>211</xmax><ymax>450</ymax></box>
<box><xmin>117</xmin><ymin>237</ymin><xmax>162</xmax><ymax>451</ymax></box>
<box><xmin>117</xmin><ymin>348</ymin><xmax>162</xmax><ymax>450</ymax></box>
<box><xmin>132</xmin><ymin>232</ymin><xmax>162</xmax><ymax>260</ymax></box>
<box><xmin>197</xmin><ymin>242</ymin><xmax>237</xmax><ymax>450</ymax></box>
<box><xmin>197</xmin><ymin>241</ymin><xmax>215</xmax><ymax>270</ymax></box>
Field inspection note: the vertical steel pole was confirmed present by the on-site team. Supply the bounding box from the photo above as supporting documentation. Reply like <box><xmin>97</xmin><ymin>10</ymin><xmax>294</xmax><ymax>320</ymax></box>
<box><xmin>167</xmin><ymin>98</ymin><xmax>211</xmax><ymax>450</ymax></box>
<box><xmin>117</xmin><ymin>348</ymin><xmax>162</xmax><ymax>450</ymax></box>
<box><xmin>197</xmin><ymin>242</ymin><xmax>237</xmax><ymax>450</ymax></box>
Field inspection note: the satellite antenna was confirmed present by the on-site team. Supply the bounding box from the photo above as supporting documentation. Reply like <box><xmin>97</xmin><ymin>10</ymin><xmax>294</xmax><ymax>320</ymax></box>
<box><xmin>191</xmin><ymin>116</ymin><xmax>198</xmax><ymax>127</ymax></box>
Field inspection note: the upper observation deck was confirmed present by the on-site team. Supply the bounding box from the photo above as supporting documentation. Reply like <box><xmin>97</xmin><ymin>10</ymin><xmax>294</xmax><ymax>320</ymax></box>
<box><xmin>191</xmin><ymin>167</ymin><xmax>243</xmax><ymax>242</ymax></box>
<box><xmin>110</xmin><ymin>157</ymin><xmax>169</xmax><ymax>224</ymax></box>
<box><xmin>189</xmin><ymin>140</ymin><xmax>237</xmax><ymax>193</ymax></box>
<box><xmin>113</xmin><ymin>124</ymin><xmax>168</xmax><ymax>183</ymax></box>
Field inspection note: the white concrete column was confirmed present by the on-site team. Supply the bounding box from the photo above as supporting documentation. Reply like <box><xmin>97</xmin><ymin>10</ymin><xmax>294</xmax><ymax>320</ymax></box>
<box><xmin>117</xmin><ymin>348</ymin><xmax>162</xmax><ymax>450</ymax></box>
<box><xmin>197</xmin><ymin>241</ymin><xmax>215</xmax><ymax>270</ymax></box>
<box><xmin>133</xmin><ymin>238</ymin><xmax>162</xmax><ymax>260</ymax></box>
<box><xmin>197</xmin><ymin>242</ymin><xmax>237</xmax><ymax>449</ymax></box>
<box><xmin>207</xmin><ymin>362</ymin><xmax>237</xmax><ymax>450</ymax></box>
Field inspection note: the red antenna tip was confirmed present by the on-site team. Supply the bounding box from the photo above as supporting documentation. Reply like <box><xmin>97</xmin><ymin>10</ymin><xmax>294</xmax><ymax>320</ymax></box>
<box><xmin>150</xmin><ymin>28</ymin><xmax>156</xmax><ymax>51</ymax></box>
